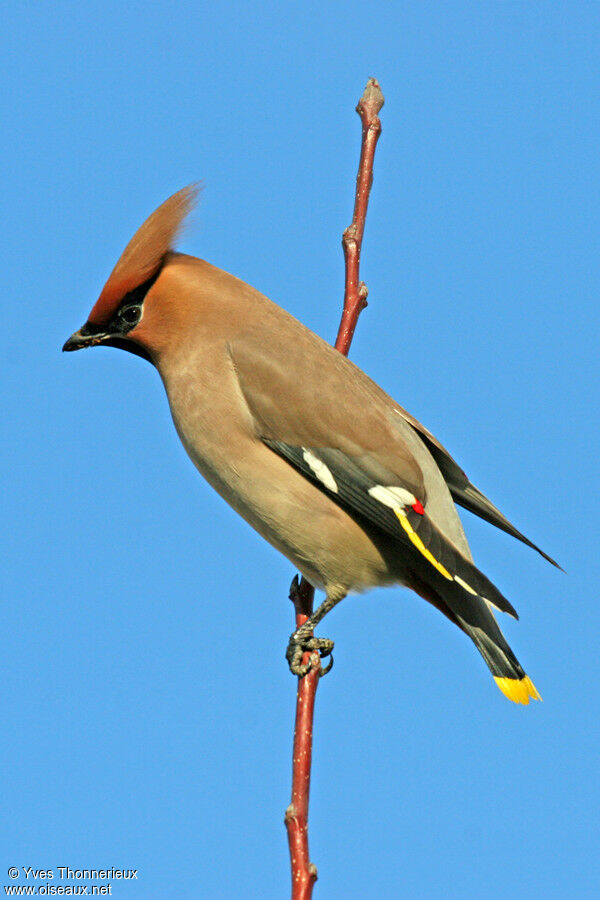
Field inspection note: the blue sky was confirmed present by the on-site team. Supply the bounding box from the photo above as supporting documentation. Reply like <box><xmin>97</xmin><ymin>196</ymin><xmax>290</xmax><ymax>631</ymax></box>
<box><xmin>2</xmin><ymin>2</ymin><xmax>599</xmax><ymax>897</ymax></box>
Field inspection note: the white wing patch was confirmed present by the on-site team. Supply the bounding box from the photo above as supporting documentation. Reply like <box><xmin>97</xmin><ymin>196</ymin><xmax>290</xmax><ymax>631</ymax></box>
<box><xmin>302</xmin><ymin>449</ymin><xmax>338</xmax><ymax>493</ymax></box>
<box><xmin>368</xmin><ymin>484</ymin><xmax>416</xmax><ymax>512</ymax></box>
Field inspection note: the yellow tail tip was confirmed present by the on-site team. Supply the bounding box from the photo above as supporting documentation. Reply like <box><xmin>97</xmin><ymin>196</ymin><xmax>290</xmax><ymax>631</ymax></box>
<box><xmin>494</xmin><ymin>675</ymin><xmax>542</xmax><ymax>704</ymax></box>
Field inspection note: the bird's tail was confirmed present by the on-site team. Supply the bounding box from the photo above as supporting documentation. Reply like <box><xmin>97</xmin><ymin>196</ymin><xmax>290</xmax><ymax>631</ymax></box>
<box><xmin>454</xmin><ymin>609</ymin><xmax>541</xmax><ymax>704</ymax></box>
<box><xmin>410</xmin><ymin>566</ymin><xmax>541</xmax><ymax>704</ymax></box>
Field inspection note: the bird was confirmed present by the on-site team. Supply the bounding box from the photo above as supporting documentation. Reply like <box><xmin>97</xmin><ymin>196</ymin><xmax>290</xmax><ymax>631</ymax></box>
<box><xmin>63</xmin><ymin>184</ymin><xmax>559</xmax><ymax>704</ymax></box>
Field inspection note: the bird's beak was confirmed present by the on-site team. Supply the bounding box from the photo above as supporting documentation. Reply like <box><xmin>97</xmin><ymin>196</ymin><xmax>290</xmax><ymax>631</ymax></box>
<box><xmin>62</xmin><ymin>325</ymin><xmax>153</xmax><ymax>363</ymax></box>
<box><xmin>62</xmin><ymin>327</ymin><xmax>109</xmax><ymax>352</ymax></box>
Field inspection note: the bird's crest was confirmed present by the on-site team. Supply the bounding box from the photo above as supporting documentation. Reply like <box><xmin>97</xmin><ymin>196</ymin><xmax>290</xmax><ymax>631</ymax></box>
<box><xmin>87</xmin><ymin>184</ymin><xmax>199</xmax><ymax>325</ymax></box>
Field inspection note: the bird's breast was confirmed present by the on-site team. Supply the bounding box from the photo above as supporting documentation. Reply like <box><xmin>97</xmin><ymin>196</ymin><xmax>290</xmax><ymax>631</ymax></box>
<box><xmin>157</xmin><ymin>344</ymin><xmax>400</xmax><ymax>595</ymax></box>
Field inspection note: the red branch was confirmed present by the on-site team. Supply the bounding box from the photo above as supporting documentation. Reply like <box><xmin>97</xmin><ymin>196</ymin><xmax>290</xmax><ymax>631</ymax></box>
<box><xmin>335</xmin><ymin>77</ymin><xmax>384</xmax><ymax>354</ymax></box>
<box><xmin>285</xmin><ymin>77</ymin><xmax>384</xmax><ymax>900</ymax></box>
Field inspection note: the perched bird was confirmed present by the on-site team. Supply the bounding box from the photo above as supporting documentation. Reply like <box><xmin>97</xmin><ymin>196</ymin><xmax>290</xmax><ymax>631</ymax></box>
<box><xmin>64</xmin><ymin>185</ymin><xmax>558</xmax><ymax>704</ymax></box>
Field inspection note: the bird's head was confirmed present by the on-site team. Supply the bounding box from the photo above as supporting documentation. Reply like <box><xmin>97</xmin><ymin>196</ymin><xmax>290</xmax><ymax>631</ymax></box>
<box><xmin>63</xmin><ymin>185</ymin><xmax>199</xmax><ymax>364</ymax></box>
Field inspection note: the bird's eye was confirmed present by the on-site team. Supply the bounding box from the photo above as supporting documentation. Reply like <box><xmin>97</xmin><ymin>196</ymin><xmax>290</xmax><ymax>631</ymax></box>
<box><xmin>119</xmin><ymin>305</ymin><xmax>142</xmax><ymax>325</ymax></box>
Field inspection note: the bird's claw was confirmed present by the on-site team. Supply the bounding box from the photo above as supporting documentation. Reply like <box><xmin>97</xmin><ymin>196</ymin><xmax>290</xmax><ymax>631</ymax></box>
<box><xmin>286</xmin><ymin>630</ymin><xmax>334</xmax><ymax>677</ymax></box>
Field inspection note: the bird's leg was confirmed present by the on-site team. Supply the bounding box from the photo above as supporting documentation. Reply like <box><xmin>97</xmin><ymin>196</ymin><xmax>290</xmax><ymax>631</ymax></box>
<box><xmin>286</xmin><ymin>589</ymin><xmax>346</xmax><ymax>677</ymax></box>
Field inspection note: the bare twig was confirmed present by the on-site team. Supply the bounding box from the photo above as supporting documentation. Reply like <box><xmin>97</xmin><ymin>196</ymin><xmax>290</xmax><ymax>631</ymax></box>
<box><xmin>335</xmin><ymin>77</ymin><xmax>384</xmax><ymax>353</ymax></box>
<box><xmin>285</xmin><ymin>77</ymin><xmax>385</xmax><ymax>900</ymax></box>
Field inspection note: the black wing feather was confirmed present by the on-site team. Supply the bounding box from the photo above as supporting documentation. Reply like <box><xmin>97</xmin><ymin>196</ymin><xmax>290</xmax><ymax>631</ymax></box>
<box><xmin>264</xmin><ymin>439</ymin><xmax>518</xmax><ymax>619</ymax></box>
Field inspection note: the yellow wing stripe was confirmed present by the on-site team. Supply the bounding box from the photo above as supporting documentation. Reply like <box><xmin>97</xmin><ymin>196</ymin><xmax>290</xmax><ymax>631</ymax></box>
<box><xmin>394</xmin><ymin>510</ymin><xmax>453</xmax><ymax>581</ymax></box>
<box><xmin>454</xmin><ymin>574</ymin><xmax>477</xmax><ymax>595</ymax></box>
<box><xmin>494</xmin><ymin>675</ymin><xmax>542</xmax><ymax>704</ymax></box>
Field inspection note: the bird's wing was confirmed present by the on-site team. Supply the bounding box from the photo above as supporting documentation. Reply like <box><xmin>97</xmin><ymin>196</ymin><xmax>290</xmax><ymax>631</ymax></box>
<box><xmin>227</xmin><ymin>332</ymin><xmax>426</xmax><ymax>499</ymax></box>
<box><xmin>228</xmin><ymin>337</ymin><xmax>517</xmax><ymax>619</ymax></box>
<box><xmin>389</xmin><ymin>399</ymin><xmax>560</xmax><ymax>568</ymax></box>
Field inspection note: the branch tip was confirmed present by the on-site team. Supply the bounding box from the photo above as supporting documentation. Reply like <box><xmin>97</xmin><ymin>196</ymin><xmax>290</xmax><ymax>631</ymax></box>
<box><xmin>357</xmin><ymin>77</ymin><xmax>385</xmax><ymax>120</ymax></box>
<box><xmin>290</xmin><ymin>574</ymin><xmax>315</xmax><ymax>619</ymax></box>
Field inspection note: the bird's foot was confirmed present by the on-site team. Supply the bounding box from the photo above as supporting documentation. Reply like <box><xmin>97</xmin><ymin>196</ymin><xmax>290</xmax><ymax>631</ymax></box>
<box><xmin>286</xmin><ymin>624</ymin><xmax>334</xmax><ymax>677</ymax></box>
